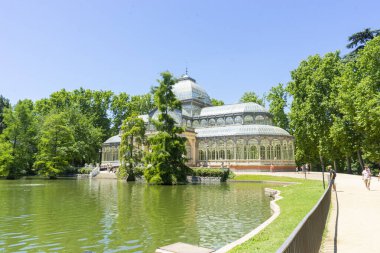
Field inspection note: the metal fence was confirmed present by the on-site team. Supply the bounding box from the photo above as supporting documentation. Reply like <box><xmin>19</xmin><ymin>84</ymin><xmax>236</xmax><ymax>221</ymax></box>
<box><xmin>276</xmin><ymin>181</ymin><xmax>332</xmax><ymax>253</ymax></box>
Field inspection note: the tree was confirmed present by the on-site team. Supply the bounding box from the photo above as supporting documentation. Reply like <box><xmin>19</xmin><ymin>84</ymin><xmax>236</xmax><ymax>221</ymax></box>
<box><xmin>119</xmin><ymin>113</ymin><xmax>146</xmax><ymax>181</ymax></box>
<box><xmin>144</xmin><ymin>71</ymin><xmax>190</xmax><ymax>185</ymax></box>
<box><xmin>348</xmin><ymin>36</ymin><xmax>380</xmax><ymax>164</ymax></box>
<box><xmin>345</xmin><ymin>28</ymin><xmax>380</xmax><ymax>60</ymax></box>
<box><xmin>0</xmin><ymin>100</ymin><xmax>38</xmax><ymax>178</ymax></box>
<box><xmin>111</xmin><ymin>93</ymin><xmax>154</xmax><ymax>135</ymax></box>
<box><xmin>211</xmin><ymin>98</ymin><xmax>225</xmax><ymax>106</ymax></box>
<box><xmin>266</xmin><ymin>83</ymin><xmax>289</xmax><ymax>131</ymax></box>
<box><xmin>240</xmin><ymin>91</ymin><xmax>265</xmax><ymax>106</ymax></box>
<box><xmin>34</xmin><ymin>111</ymin><xmax>74</xmax><ymax>179</ymax></box>
<box><xmin>288</xmin><ymin>52</ymin><xmax>342</xmax><ymax>176</ymax></box>
<box><xmin>64</xmin><ymin>107</ymin><xmax>103</xmax><ymax>166</ymax></box>
<box><xmin>0</xmin><ymin>95</ymin><xmax>10</xmax><ymax>134</ymax></box>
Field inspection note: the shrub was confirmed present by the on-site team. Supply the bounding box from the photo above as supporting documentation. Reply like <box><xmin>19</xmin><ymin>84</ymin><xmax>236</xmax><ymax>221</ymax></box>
<box><xmin>189</xmin><ymin>168</ymin><xmax>234</xmax><ymax>182</ymax></box>
<box><xmin>78</xmin><ymin>167</ymin><xmax>92</xmax><ymax>174</ymax></box>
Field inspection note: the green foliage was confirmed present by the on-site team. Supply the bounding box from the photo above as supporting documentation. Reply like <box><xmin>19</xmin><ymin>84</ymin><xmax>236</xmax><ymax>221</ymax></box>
<box><xmin>287</xmin><ymin>52</ymin><xmax>342</xmax><ymax>165</ymax></box>
<box><xmin>119</xmin><ymin>113</ymin><xmax>146</xmax><ymax>181</ymax></box>
<box><xmin>35</xmin><ymin>88</ymin><xmax>113</xmax><ymax>140</ymax></box>
<box><xmin>211</xmin><ymin>98</ymin><xmax>225</xmax><ymax>106</ymax></box>
<box><xmin>0</xmin><ymin>100</ymin><xmax>38</xmax><ymax>178</ymax></box>
<box><xmin>111</xmin><ymin>93</ymin><xmax>153</xmax><ymax>135</ymax></box>
<box><xmin>78</xmin><ymin>167</ymin><xmax>92</xmax><ymax>174</ymax></box>
<box><xmin>190</xmin><ymin>168</ymin><xmax>233</xmax><ymax>182</ymax></box>
<box><xmin>266</xmin><ymin>83</ymin><xmax>289</xmax><ymax>131</ymax></box>
<box><xmin>346</xmin><ymin>28</ymin><xmax>380</xmax><ymax>54</ymax></box>
<box><xmin>0</xmin><ymin>95</ymin><xmax>10</xmax><ymax>134</ymax></box>
<box><xmin>144</xmin><ymin>71</ymin><xmax>190</xmax><ymax>185</ymax></box>
<box><xmin>240</xmin><ymin>91</ymin><xmax>265</xmax><ymax>106</ymax></box>
<box><xmin>34</xmin><ymin>111</ymin><xmax>75</xmax><ymax>179</ymax></box>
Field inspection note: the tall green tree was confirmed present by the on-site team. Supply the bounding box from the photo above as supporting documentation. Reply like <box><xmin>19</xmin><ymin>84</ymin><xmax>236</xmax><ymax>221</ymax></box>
<box><xmin>347</xmin><ymin>36</ymin><xmax>380</xmax><ymax>164</ymax></box>
<box><xmin>119</xmin><ymin>113</ymin><xmax>146</xmax><ymax>181</ymax></box>
<box><xmin>0</xmin><ymin>100</ymin><xmax>38</xmax><ymax>178</ymax></box>
<box><xmin>240</xmin><ymin>91</ymin><xmax>265</xmax><ymax>106</ymax></box>
<box><xmin>0</xmin><ymin>95</ymin><xmax>10</xmax><ymax>134</ymax></box>
<box><xmin>266</xmin><ymin>83</ymin><xmax>289</xmax><ymax>131</ymax></box>
<box><xmin>288</xmin><ymin>52</ymin><xmax>342</xmax><ymax>172</ymax></box>
<box><xmin>144</xmin><ymin>72</ymin><xmax>189</xmax><ymax>185</ymax></box>
<box><xmin>34</xmin><ymin>111</ymin><xmax>74</xmax><ymax>178</ymax></box>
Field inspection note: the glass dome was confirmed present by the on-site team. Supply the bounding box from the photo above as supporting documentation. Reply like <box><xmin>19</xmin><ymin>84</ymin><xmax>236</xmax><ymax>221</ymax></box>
<box><xmin>172</xmin><ymin>75</ymin><xmax>212</xmax><ymax>105</ymax></box>
<box><xmin>104</xmin><ymin>135</ymin><xmax>121</xmax><ymax>144</ymax></box>
<box><xmin>200</xmin><ymin>102</ymin><xmax>268</xmax><ymax>117</ymax></box>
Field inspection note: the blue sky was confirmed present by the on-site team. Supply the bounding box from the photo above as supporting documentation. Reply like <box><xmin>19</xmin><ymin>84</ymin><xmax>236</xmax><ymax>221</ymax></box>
<box><xmin>1</xmin><ymin>0</ymin><xmax>379</xmax><ymax>105</ymax></box>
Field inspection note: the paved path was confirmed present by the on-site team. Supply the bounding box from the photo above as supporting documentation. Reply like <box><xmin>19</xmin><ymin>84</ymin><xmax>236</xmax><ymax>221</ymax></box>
<box><xmin>234</xmin><ymin>171</ymin><xmax>380</xmax><ymax>253</ymax></box>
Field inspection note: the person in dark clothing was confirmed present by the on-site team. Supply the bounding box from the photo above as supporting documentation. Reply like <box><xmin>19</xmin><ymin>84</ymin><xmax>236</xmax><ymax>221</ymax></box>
<box><xmin>328</xmin><ymin>165</ymin><xmax>336</xmax><ymax>191</ymax></box>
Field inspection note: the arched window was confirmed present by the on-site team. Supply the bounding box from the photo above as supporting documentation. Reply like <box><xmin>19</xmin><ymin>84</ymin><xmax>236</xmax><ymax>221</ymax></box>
<box><xmin>216</xmin><ymin>118</ymin><xmax>225</xmax><ymax>126</ymax></box>
<box><xmin>283</xmin><ymin>143</ymin><xmax>288</xmax><ymax>160</ymax></box>
<box><xmin>201</xmin><ymin>119</ymin><xmax>208</xmax><ymax>127</ymax></box>
<box><xmin>219</xmin><ymin>150</ymin><xmax>225</xmax><ymax>159</ymax></box>
<box><xmin>187</xmin><ymin>120</ymin><xmax>192</xmax><ymax>127</ymax></box>
<box><xmin>275</xmin><ymin>144</ymin><xmax>281</xmax><ymax>160</ymax></box>
<box><xmin>193</xmin><ymin>120</ymin><xmax>200</xmax><ymax>127</ymax></box>
<box><xmin>255</xmin><ymin>115</ymin><xmax>265</xmax><ymax>124</ymax></box>
<box><xmin>234</xmin><ymin>116</ymin><xmax>243</xmax><ymax>124</ymax></box>
<box><xmin>266</xmin><ymin>146</ymin><xmax>271</xmax><ymax>160</ymax></box>
<box><xmin>236</xmin><ymin>139</ymin><xmax>245</xmax><ymax>160</ymax></box>
<box><xmin>199</xmin><ymin>150</ymin><xmax>204</xmax><ymax>161</ymax></box>
<box><xmin>244</xmin><ymin>115</ymin><xmax>254</xmax><ymax>124</ymax></box>
<box><xmin>260</xmin><ymin>146</ymin><xmax>266</xmax><ymax>160</ymax></box>
<box><xmin>209</xmin><ymin>119</ymin><xmax>216</xmax><ymax>127</ymax></box>
<box><xmin>226</xmin><ymin>140</ymin><xmax>234</xmax><ymax>160</ymax></box>
<box><xmin>250</xmin><ymin>146</ymin><xmax>258</xmax><ymax>160</ymax></box>
<box><xmin>226</xmin><ymin>117</ymin><xmax>234</xmax><ymax>125</ymax></box>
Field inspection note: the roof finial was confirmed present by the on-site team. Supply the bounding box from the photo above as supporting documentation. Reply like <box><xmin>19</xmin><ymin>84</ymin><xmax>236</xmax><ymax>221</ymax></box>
<box><xmin>185</xmin><ymin>67</ymin><xmax>188</xmax><ymax>75</ymax></box>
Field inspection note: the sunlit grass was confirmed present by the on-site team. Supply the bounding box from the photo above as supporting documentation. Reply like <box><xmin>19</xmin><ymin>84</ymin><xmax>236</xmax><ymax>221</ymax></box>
<box><xmin>228</xmin><ymin>175</ymin><xmax>325</xmax><ymax>253</ymax></box>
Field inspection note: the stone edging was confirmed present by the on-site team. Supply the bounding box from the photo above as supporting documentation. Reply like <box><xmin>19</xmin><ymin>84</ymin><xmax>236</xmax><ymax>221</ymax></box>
<box><xmin>213</xmin><ymin>188</ymin><xmax>282</xmax><ymax>253</ymax></box>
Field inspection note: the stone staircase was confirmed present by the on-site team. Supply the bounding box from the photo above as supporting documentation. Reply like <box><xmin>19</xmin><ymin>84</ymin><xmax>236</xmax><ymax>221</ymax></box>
<box><xmin>93</xmin><ymin>170</ymin><xmax>117</xmax><ymax>179</ymax></box>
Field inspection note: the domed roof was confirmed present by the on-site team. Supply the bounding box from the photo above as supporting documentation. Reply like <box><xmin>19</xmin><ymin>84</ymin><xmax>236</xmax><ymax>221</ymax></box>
<box><xmin>195</xmin><ymin>124</ymin><xmax>291</xmax><ymax>138</ymax></box>
<box><xmin>172</xmin><ymin>75</ymin><xmax>212</xmax><ymax>105</ymax></box>
<box><xmin>200</xmin><ymin>102</ymin><xmax>268</xmax><ymax>117</ymax></box>
<box><xmin>104</xmin><ymin>135</ymin><xmax>121</xmax><ymax>144</ymax></box>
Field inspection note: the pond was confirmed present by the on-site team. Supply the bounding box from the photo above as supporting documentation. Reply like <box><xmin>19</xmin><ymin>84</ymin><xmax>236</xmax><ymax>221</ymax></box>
<box><xmin>0</xmin><ymin>179</ymin><xmax>274</xmax><ymax>252</ymax></box>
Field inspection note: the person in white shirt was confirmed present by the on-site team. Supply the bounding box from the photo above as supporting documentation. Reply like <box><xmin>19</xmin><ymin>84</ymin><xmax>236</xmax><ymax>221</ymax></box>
<box><xmin>362</xmin><ymin>166</ymin><xmax>372</xmax><ymax>190</ymax></box>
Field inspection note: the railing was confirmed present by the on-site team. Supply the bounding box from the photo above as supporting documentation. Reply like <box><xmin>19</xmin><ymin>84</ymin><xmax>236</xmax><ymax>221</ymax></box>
<box><xmin>276</xmin><ymin>181</ymin><xmax>332</xmax><ymax>253</ymax></box>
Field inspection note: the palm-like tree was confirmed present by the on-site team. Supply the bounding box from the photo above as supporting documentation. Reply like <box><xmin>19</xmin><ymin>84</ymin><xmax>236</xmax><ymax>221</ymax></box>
<box><xmin>346</xmin><ymin>28</ymin><xmax>380</xmax><ymax>53</ymax></box>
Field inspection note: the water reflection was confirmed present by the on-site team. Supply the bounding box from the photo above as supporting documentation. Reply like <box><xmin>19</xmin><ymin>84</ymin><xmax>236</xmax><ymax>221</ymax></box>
<box><xmin>0</xmin><ymin>179</ymin><xmax>272</xmax><ymax>252</ymax></box>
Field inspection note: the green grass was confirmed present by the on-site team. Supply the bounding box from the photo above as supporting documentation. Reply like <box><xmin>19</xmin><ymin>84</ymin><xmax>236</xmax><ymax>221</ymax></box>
<box><xmin>228</xmin><ymin>175</ymin><xmax>325</xmax><ymax>253</ymax></box>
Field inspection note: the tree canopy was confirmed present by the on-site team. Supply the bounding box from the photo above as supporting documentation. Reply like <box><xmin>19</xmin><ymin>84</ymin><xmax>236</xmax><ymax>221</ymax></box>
<box><xmin>240</xmin><ymin>91</ymin><xmax>265</xmax><ymax>106</ymax></box>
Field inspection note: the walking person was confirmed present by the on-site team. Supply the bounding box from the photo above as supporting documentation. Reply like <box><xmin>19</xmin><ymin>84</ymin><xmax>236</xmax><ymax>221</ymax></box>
<box><xmin>270</xmin><ymin>163</ymin><xmax>274</xmax><ymax>173</ymax></box>
<box><xmin>328</xmin><ymin>165</ymin><xmax>336</xmax><ymax>191</ymax></box>
<box><xmin>362</xmin><ymin>166</ymin><xmax>372</xmax><ymax>190</ymax></box>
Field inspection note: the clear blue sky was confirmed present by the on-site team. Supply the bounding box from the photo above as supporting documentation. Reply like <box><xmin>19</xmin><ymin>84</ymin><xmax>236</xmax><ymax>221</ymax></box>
<box><xmin>1</xmin><ymin>0</ymin><xmax>379</xmax><ymax>105</ymax></box>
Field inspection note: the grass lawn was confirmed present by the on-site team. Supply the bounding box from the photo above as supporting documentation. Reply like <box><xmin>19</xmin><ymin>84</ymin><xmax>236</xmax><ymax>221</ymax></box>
<box><xmin>228</xmin><ymin>175</ymin><xmax>326</xmax><ymax>253</ymax></box>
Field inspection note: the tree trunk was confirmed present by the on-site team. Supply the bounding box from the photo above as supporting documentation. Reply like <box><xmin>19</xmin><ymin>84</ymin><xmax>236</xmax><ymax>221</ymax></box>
<box><xmin>333</xmin><ymin>160</ymin><xmax>337</xmax><ymax>172</ymax></box>
<box><xmin>347</xmin><ymin>156</ymin><xmax>352</xmax><ymax>174</ymax></box>
<box><xmin>357</xmin><ymin>150</ymin><xmax>365</xmax><ymax>172</ymax></box>
<box><xmin>320</xmin><ymin>154</ymin><xmax>326</xmax><ymax>189</ymax></box>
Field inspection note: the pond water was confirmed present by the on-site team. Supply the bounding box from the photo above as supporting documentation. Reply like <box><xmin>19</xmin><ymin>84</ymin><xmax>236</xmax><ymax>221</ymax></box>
<box><xmin>0</xmin><ymin>179</ymin><xmax>273</xmax><ymax>252</ymax></box>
